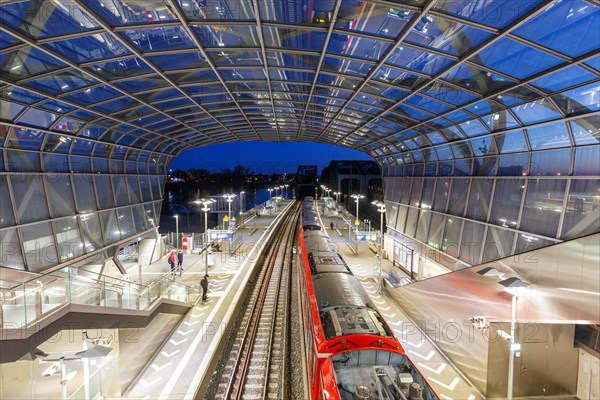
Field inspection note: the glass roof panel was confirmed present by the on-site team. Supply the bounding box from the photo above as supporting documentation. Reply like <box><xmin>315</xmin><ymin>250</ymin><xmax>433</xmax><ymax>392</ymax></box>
<box><xmin>37</xmin><ymin>100</ymin><xmax>77</xmax><ymax>114</ymax></box>
<box><xmin>527</xmin><ymin>121</ymin><xmax>571</xmax><ymax>150</ymax></box>
<box><xmin>511</xmin><ymin>98</ymin><xmax>562</xmax><ymax>125</ymax></box>
<box><xmin>327</xmin><ymin>33</ymin><xmax>391</xmax><ymax>61</ymax></box>
<box><xmin>338</xmin><ymin>3</ymin><xmax>415</xmax><ymax>39</ymax></box>
<box><xmin>443</xmin><ymin>109</ymin><xmax>472</xmax><ymax>123</ymax></box>
<box><xmin>421</xmin><ymin>82</ymin><xmax>479</xmax><ymax>106</ymax></box>
<box><xmin>0</xmin><ymin>1</ymin><xmax>98</xmax><ymax>39</ymax></box>
<box><xmin>0</xmin><ymin>100</ymin><xmax>25</xmax><ymax>122</ymax></box>
<box><xmin>63</xmin><ymin>85</ymin><xmax>122</xmax><ymax>106</ymax></box>
<box><xmin>570</xmin><ymin>115</ymin><xmax>600</xmax><ymax>145</ymax></box>
<box><xmin>122</xmin><ymin>26</ymin><xmax>196</xmax><ymax>52</ymax></box>
<box><xmin>0</xmin><ymin>46</ymin><xmax>66</xmax><ymax>80</ymax></box>
<box><xmin>481</xmin><ymin>110</ymin><xmax>520</xmax><ymax>131</ymax></box>
<box><xmin>405</xmin><ymin>94</ymin><xmax>453</xmax><ymax>114</ymax></box>
<box><xmin>87</xmin><ymin>57</ymin><xmax>153</xmax><ymax>79</ymax></box>
<box><xmin>24</xmin><ymin>70</ymin><xmax>98</xmax><ymax>95</ymax></box>
<box><xmin>115</xmin><ymin>75</ymin><xmax>171</xmax><ymax>93</ymax></box>
<box><xmin>44</xmin><ymin>33</ymin><xmax>132</xmax><ymax>63</ymax></box>
<box><xmin>0</xmin><ymin>30</ymin><xmax>21</xmax><ymax>50</ymax></box>
<box><xmin>530</xmin><ymin>65</ymin><xmax>597</xmax><ymax>92</ymax></box>
<box><xmin>193</xmin><ymin>25</ymin><xmax>259</xmax><ymax>47</ymax></box>
<box><xmin>267</xmin><ymin>51</ymin><xmax>320</xmax><ymax>69</ymax></box>
<box><xmin>584</xmin><ymin>55</ymin><xmax>600</xmax><ymax>71</ymax></box>
<box><xmin>147</xmin><ymin>51</ymin><xmax>209</xmax><ymax>70</ymax></box>
<box><xmin>494</xmin><ymin>86</ymin><xmax>541</xmax><ymax>107</ymax></box>
<box><xmin>91</xmin><ymin>98</ymin><xmax>139</xmax><ymax>114</ymax></box>
<box><xmin>210</xmin><ymin>50</ymin><xmax>263</xmax><ymax>66</ymax></box>
<box><xmin>513</xmin><ymin>0</ymin><xmax>600</xmax><ymax>57</ymax></box>
<box><xmin>553</xmin><ymin>81</ymin><xmax>600</xmax><ymax>113</ymax></box>
<box><xmin>441</xmin><ymin>63</ymin><xmax>514</xmax><ymax>95</ymax></box>
<box><xmin>86</xmin><ymin>0</ymin><xmax>179</xmax><ymax>26</ymax></box>
<box><xmin>322</xmin><ymin>57</ymin><xmax>374</xmax><ymax>77</ymax></box>
<box><xmin>178</xmin><ymin>0</ymin><xmax>255</xmax><ymax>21</ymax></box>
<box><xmin>375</xmin><ymin>66</ymin><xmax>424</xmax><ymax>90</ymax></box>
<box><xmin>395</xmin><ymin>105</ymin><xmax>433</xmax><ymax>121</ymax></box>
<box><xmin>386</xmin><ymin>46</ymin><xmax>455</xmax><ymax>75</ymax></box>
<box><xmin>475</xmin><ymin>37</ymin><xmax>563</xmax><ymax>79</ymax></box>
<box><xmin>263</xmin><ymin>27</ymin><xmax>326</xmax><ymax>51</ymax></box>
<box><xmin>432</xmin><ymin>0</ymin><xmax>544</xmax><ymax>29</ymax></box>
<box><xmin>459</xmin><ymin>118</ymin><xmax>488</xmax><ymax>137</ymax></box>
<box><xmin>405</xmin><ymin>14</ymin><xmax>493</xmax><ymax>56</ymax></box>
<box><xmin>69</xmin><ymin>109</ymin><xmax>98</xmax><ymax>122</ymax></box>
<box><xmin>52</xmin><ymin>117</ymin><xmax>85</xmax><ymax>134</ymax></box>
<box><xmin>463</xmin><ymin>99</ymin><xmax>504</xmax><ymax>116</ymax></box>
<box><xmin>17</xmin><ymin>108</ymin><xmax>58</xmax><ymax>129</ymax></box>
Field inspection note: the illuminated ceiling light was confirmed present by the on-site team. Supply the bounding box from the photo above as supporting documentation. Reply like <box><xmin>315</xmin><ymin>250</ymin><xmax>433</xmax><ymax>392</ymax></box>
<box><xmin>218</xmin><ymin>42</ymin><xmax>225</xmax><ymax>47</ymax></box>
<box><xmin>11</xmin><ymin>64</ymin><xmax>21</xmax><ymax>70</ymax></box>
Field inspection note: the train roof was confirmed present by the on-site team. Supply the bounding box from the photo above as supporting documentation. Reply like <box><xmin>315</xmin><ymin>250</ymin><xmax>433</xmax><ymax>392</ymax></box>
<box><xmin>313</xmin><ymin>273</ymin><xmax>373</xmax><ymax>310</ymax></box>
<box><xmin>307</xmin><ymin>252</ymin><xmax>349</xmax><ymax>274</ymax></box>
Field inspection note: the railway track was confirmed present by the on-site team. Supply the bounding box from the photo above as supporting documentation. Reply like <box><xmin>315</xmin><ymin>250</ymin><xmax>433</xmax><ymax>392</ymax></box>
<box><xmin>213</xmin><ymin>203</ymin><xmax>299</xmax><ymax>400</ymax></box>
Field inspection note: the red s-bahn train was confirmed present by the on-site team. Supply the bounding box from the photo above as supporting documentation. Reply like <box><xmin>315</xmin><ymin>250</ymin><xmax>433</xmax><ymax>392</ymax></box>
<box><xmin>298</xmin><ymin>197</ymin><xmax>439</xmax><ymax>400</ymax></box>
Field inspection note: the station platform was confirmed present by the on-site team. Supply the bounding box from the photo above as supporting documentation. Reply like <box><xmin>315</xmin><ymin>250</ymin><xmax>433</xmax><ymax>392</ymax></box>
<box><xmin>123</xmin><ymin>201</ymin><xmax>294</xmax><ymax>400</ymax></box>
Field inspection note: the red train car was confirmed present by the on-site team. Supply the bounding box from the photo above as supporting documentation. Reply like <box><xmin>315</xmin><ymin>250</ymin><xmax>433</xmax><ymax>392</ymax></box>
<box><xmin>298</xmin><ymin>198</ymin><xmax>439</xmax><ymax>400</ymax></box>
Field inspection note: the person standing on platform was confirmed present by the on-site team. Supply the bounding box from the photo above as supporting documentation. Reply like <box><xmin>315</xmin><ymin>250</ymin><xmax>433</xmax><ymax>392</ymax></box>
<box><xmin>330</xmin><ymin>221</ymin><xmax>334</xmax><ymax>231</ymax></box>
<box><xmin>168</xmin><ymin>251</ymin><xmax>176</xmax><ymax>275</ymax></box>
<box><xmin>200</xmin><ymin>275</ymin><xmax>209</xmax><ymax>302</ymax></box>
<box><xmin>177</xmin><ymin>250</ymin><xmax>184</xmax><ymax>276</ymax></box>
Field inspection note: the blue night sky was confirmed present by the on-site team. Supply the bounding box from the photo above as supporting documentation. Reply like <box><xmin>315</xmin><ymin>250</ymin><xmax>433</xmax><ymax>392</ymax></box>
<box><xmin>168</xmin><ymin>142</ymin><xmax>374</xmax><ymax>174</ymax></box>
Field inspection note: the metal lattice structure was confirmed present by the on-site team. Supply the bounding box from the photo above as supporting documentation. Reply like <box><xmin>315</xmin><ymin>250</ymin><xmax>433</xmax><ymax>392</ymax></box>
<box><xmin>0</xmin><ymin>0</ymin><xmax>599</xmax><ymax>272</ymax></box>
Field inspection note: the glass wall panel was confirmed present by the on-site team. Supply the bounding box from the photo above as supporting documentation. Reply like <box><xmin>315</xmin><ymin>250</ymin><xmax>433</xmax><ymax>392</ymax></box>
<box><xmin>527</xmin><ymin>122</ymin><xmax>570</xmax><ymax>150</ymax></box>
<box><xmin>459</xmin><ymin>221</ymin><xmax>485</xmax><ymax>264</ymax></box>
<box><xmin>46</xmin><ymin>175</ymin><xmax>76</xmax><ymax>218</ymax></box>
<box><xmin>132</xmin><ymin>205</ymin><xmax>148</xmax><ymax>233</ymax></box>
<box><xmin>385</xmin><ymin>202</ymin><xmax>399</xmax><ymax>232</ymax></box>
<box><xmin>570</xmin><ymin>115</ymin><xmax>599</xmax><ymax>145</ymax></box>
<box><xmin>561</xmin><ymin>180</ymin><xmax>600</xmax><ymax>240</ymax></box>
<box><xmin>433</xmin><ymin>178</ymin><xmax>451</xmax><ymax>212</ymax></box>
<box><xmin>454</xmin><ymin>158</ymin><xmax>472</xmax><ymax>175</ymax></box>
<box><xmin>530</xmin><ymin>149</ymin><xmax>571</xmax><ymax>176</ymax></box>
<box><xmin>466</xmin><ymin>179</ymin><xmax>493</xmax><ymax>222</ymax></box>
<box><xmin>6</xmin><ymin>149</ymin><xmax>40</xmax><ymax>172</ymax></box>
<box><xmin>126</xmin><ymin>176</ymin><xmax>141</xmax><ymax>204</ymax></box>
<box><xmin>490</xmin><ymin>179</ymin><xmax>524</xmax><ymax>228</ymax></box>
<box><xmin>151</xmin><ymin>176</ymin><xmax>162</xmax><ymax>200</ymax></box>
<box><xmin>573</xmin><ymin>146</ymin><xmax>600</xmax><ymax>176</ymax></box>
<box><xmin>520</xmin><ymin>179</ymin><xmax>566</xmax><ymax>238</ymax></box>
<box><xmin>53</xmin><ymin>216</ymin><xmax>83</xmax><ymax>261</ymax></box>
<box><xmin>70</xmin><ymin>155</ymin><xmax>92</xmax><ymax>173</ymax></box>
<box><xmin>395</xmin><ymin>205</ymin><xmax>409</xmax><ymax>232</ymax></box>
<box><xmin>515</xmin><ymin>234</ymin><xmax>555</xmax><ymax>254</ymax></box>
<box><xmin>112</xmin><ymin>176</ymin><xmax>130</xmax><ymax>206</ymax></box>
<box><xmin>473</xmin><ymin>156</ymin><xmax>497</xmax><ymax>176</ymax></box>
<box><xmin>99</xmin><ymin>210</ymin><xmax>120</xmax><ymax>244</ymax></box>
<box><xmin>448</xmin><ymin>178</ymin><xmax>469</xmax><ymax>216</ymax></box>
<box><xmin>0</xmin><ymin>175</ymin><xmax>15</xmax><ymax>228</ymax></box>
<box><xmin>144</xmin><ymin>203</ymin><xmax>157</xmax><ymax>228</ymax></box>
<box><xmin>92</xmin><ymin>158</ymin><xmax>109</xmax><ymax>173</ymax></box>
<box><xmin>404</xmin><ymin>207</ymin><xmax>419</xmax><ymax>237</ymax></box>
<box><xmin>399</xmin><ymin>178</ymin><xmax>412</xmax><ymax>204</ymax></box>
<box><xmin>421</xmin><ymin>179</ymin><xmax>435</xmax><ymax>209</ymax></box>
<box><xmin>0</xmin><ymin>228</ymin><xmax>25</xmax><ymax>269</ymax></box>
<box><xmin>10</xmin><ymin>175</ymin><xmax>50</xmax><ymax>224</ymax></box>
<box><xmin>43</xmin><ymin>153</ymin><xmax>69</xmax><ymax>172</ymax></box>
<box><xmin>427</xmin><ymin>213</ymin><xmax>445</xmax><ymax>248</ymax></box>
<box><xmin>79</xmin><ymin>213</ymin><xmax>104</xmax><ymax>252</ymax></box>
<box><xmin>442</xmin><ymin>217</ymin><xmax>462</xmax><ymax>257</ymax></box>
<box><xmin>95</xmin><ymin>175</ymin><xmax>115</xmax><ymax>209</ymax></box>
<box><xmin>498</xmin><ymin>153</ymin><xmax>529</xmax><ymax>176</ymax></box>
<box><xmin>495</xmin><ymin>130</ymin><xmax>528</xmax><ymax>153</ymax></box>
<box><xmin>117</xmin><ymin>208</ymin><xmax>135</xmax><ymax>239</ymax></box>
<box><xmin>482</xmin><ymin>226</ymin><xmax>515</xmax><ymax>263</ymax></box>
<box><xmin>20</xmin><ymin>222</ymin><xmax>58</xmax><ymax>272</ymax></box>
<box><xmin>409</xmin><ymin>178</ymin><xmax>423</xmax><ymax>207</ymax></box>
<box><xmin>140</xmin><ymin>176</ymin><xmax>153</xmax><ymax>202</ymax></box>
<box><xmin>416</xmin><ymin>210</ymin><xmax>431</xmax><ymax>242</ymax></box>
<box><xmin>110</xmin><ymin>160</ymin><xmax>124</xmax><ymax>174</ymax></box>
<box><xmin>73</xmin><ymin>175</ymin><xmax>97</xmax><ymax>213</ymax></box>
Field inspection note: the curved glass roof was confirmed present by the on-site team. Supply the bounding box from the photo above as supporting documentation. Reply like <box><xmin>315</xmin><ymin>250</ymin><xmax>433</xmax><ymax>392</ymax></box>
<box><xmin>0</xmin><ymin>0</ymin><xmax>598</xmax><ymax>160</ymax></box>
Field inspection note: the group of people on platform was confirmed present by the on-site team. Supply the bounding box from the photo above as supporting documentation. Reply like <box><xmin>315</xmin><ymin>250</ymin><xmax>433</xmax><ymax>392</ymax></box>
<box><xmin>168</xmin><ymin>250</ymin><xmax>210</xmax><ymax>302</ymax></box>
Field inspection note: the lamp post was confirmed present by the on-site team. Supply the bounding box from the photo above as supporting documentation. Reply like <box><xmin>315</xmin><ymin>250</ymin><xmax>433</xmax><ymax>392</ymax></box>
<box><xmin>268</xmin><ymin>188</ymin><xmax>273</xmax><ymax>201</ymax></box>
<box><xmin>333</xmin><ymin>192</ymin><xmax>340</xmax><ymax>204</ymax></box>
<box><xmin>372</xmin><ymin>201</ymin><xmax>385</xmax><ymax>293</ymax></box>
<box><xmin>174</xmin><ymin>215</ymin><xmax>179</xmax><ymax>250</ymax></box>
<box><xmin>499</xmin><ymin>277</ymin><xmax>529</xmax><ymax>400</ymax></box>
<box><xmin>195</xmin><ymin>198</ymin><xmax>216</xmax><ymax>277</ymax></box>
<box><xmin>351</xmin><ymin>194</ymin><xmax>365</xmax><ymax>232</ymax></box>
<box><xmin>284</xmin><ymin>184</ymin><xmax>289</xmax><ymax>199</ymax></box>
<box><xmin>223</xmin><ymin>194</ymin><xmax>236</xmax><ymax>229</ymax></box>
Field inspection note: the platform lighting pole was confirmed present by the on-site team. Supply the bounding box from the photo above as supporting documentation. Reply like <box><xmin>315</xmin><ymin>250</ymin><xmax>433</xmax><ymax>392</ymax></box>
<box><xmin>268</xmin><ymin>188</ymin><xmax>273</xmax><ymax>201</ymax></box>
<box><xmin>333</xmin><ymin>192</ymin><xmax>340</xmax><ymax>204</ymax></box>
<box><xmin>351</xmin><ymin>194</ymin><xmax>365</xmax><ymax>232</ymax></box>
<box><xmin>174</xmin><ymin>215</ymin><xmax>179</xmax><ymax>250</ymax></box>
<box><xmin>223</xmin><ymin>194</ymin><xmax>236</xmax><ymax>229</ymax></box>
<box><xmin>239</xmin><ymin>191</ymin><xmax>245</xmax><ymax>214</ymax></box>
<box><xmin>285</xmin><ymin>184</ymin><xmax>289</xmax><ymax>199</ymax></box>
<box><xmin>498</xmin><ymin>278</ymin><xmax>529</xmax><ymax>400</ymax></box>
<box><xmin>195</xmin><ymin>198</ymin><xmax>215</xmax><ymax>277</ymax></box>
<box><xmin>372</xmin><ymin>201</ymin><xmax>386</xmax><ymax>293</ymax></box>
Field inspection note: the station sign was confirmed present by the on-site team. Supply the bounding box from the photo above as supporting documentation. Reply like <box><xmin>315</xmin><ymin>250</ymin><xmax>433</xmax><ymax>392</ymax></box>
<box><xmin>210</xmin><ymin>230</ymin><xmax>233</xmax><ymax>239</ymax></box>
<box><xmin>355</xmin><ymin>231</ymin><xmax>377</xmax><ymax>241</ymax></box>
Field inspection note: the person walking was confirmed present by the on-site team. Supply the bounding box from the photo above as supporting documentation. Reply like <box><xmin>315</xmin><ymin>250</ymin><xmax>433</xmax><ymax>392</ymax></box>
<box><xmin>168</xmin><ymin>251</ymin><xmax>176</xmax><ymax>275</ymax></box>
<box><xmin>177</xmin><ymin>250</ymin><xmax>184</xmax><ymax>276</ymax></box>
<box><xmin>200</xmin><ymin>275</ymin><xmax>209</xmax><ymax>302</ymax></box>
